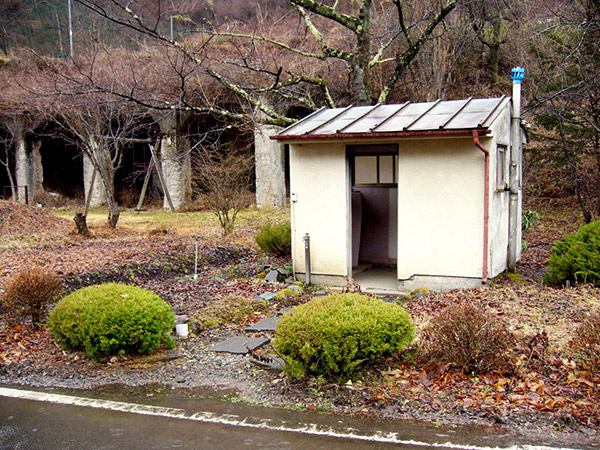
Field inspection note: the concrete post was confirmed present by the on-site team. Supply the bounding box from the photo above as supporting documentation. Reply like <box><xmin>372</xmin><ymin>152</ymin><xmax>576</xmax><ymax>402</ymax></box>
<box><xmin>254</xmin><ymin>122</ymin><xmax>285</xmax><ymax>207</ymax></box>
<box><xmin>31</xmin><ymin>139</ymin><xmax>44</xmax><ymax>203</ymax></box>
<box><xmin>155</xmin><ymin>111</ymin><xmax>191</xmax><ymax>211</ymax></box>
<box><xmin>15</xmin><ymin>123</ymin><xmax>29</xmax><ymax>204</ymax></box>
<box><xmin>160</xmin><ymin>133</ymin><xmax>191</xmax><ymax>210</ymax></box>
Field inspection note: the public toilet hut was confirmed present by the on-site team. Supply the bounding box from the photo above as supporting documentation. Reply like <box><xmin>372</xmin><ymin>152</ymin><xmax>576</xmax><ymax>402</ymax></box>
<box><xmin>272</xmin><ymin>68</ymin><xmax>526</xmax><ymax>292</ymax></box>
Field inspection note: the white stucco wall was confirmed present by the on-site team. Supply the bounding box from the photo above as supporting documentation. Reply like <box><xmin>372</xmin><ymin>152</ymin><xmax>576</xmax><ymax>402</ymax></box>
<box><xmin>284</xmin><ymin>100</ymin><xmax>516</xmax><ymax>290</ymax></box>
<box><xmin>289</xmin><ymin>143</ymin><xmax>349</xmax><ymax>280</ymax></box>
<box><xmin>488</xmin><ymin>105</ymin><xmax>512</xmax><ymax>278</ymax></box>
<box><xmin>396</xmin><ymin>138</ymin><xmax>485</xmax><ymax>282</ymax></box>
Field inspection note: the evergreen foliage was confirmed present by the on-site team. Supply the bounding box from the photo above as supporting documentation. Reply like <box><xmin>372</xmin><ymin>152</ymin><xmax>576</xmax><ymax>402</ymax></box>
<box><xmin>255</xmin><ymin>222</ymin><xmax>291</xmax><ymax>256</ymax></box>
<box><xmin>273</xmin><ymin>293</ymin><xmax>414</xmax><ymax>381</ymax></box>
<box><xmin>47</xmin><ymin>283</ymin><xmax>174</xmax><ymax>360</ymax></box>
<box><xmin>545</xmin><ymin>221</ymin><xmax>600</xmax><ymax>287</ymax></box>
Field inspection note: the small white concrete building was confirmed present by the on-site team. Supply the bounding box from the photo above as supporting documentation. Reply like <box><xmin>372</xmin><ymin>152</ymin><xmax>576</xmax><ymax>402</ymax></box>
<box><xmin>272</xmin><ymin>70</ymin><xmax>526</xmax><ymax>292</ymax></box>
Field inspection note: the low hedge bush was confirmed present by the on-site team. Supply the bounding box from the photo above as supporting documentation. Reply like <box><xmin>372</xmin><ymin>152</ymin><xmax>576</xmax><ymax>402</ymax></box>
<box><xmin>1</xmin><ymin>266</ymin><xmax>62</xmax><ymax>326</ymax></box>
<box><xmin>273</xmin><ymin>293</ymin><xmax>414</xmax><ymax>381</ymax></box>
<box><xmin>255</xmin><ymin>222</ymin><xmax>291</xmax><ymax>256</ymax></box>
<box><xmin>47</xmin><ymin>283</ymin><xmax>174</xmax><ymax>360</ymax></box>
<box><xmin>421</xmin><ymin>303</ymin><xmax>514</xmax><ymax>373</ymax></box>
<box><xmin>545</xmin><ymin>220</ymin><xmax>600</xmax><ymax>287</ymax></box>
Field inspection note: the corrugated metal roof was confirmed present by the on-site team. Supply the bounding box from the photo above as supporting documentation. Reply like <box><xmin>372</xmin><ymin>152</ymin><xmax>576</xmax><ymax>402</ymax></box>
<box><xmin>274</xmin><ymin>97</ymin><xmax>510</xmax><ymax>140</ymax></box>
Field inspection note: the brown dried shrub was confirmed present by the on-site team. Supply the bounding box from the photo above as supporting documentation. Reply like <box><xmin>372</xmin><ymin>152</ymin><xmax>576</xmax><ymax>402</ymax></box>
<box><xmin>421</xmin><ymin>303</ymin><xmax>515</xmax><ymax>373</ymax></box>
<box><xmin>572</xmin><ymin>311</ymin><xmax>600</xmax><ymax>372</ymax></box>
<box><xmin>1</xmin><ymin>267</ymin><xmax>63</xmax><ymax>326</ymax></box>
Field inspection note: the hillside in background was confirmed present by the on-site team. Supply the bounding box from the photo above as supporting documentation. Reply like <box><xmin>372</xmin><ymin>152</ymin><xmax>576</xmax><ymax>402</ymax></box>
<box><xmin>0</xmin><ymin>0</ymin><xmax>598</xmax><ymax>220</ymax></box>
<box><xmin>0</xmin><ymin>0</ymin><xmax>291</xmax><ymax>56</ymax></box>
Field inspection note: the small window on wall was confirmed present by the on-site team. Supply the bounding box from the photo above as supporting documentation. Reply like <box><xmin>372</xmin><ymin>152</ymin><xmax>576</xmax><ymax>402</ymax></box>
<box><xmin>496</xmin><ymin>145</ymin><xmax>508</xmax><ymax>190</ymax></box>
<box><xmin>353</xmin><ymin>154</ymin><xmax>397</xmax><ymax>186</ymax></box>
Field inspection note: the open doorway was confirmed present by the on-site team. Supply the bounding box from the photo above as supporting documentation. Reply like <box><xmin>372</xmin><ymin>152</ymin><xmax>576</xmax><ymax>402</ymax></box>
<box><xmin>349</xmin><ymin>144</ymin><xmax>398</xmax><ymax>292</ymax></box>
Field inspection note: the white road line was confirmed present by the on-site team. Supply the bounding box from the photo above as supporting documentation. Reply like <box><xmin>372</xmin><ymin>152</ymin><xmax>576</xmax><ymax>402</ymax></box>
<box><xmin>0</xmin><ymin>387</ymin><xmax>579</xmax><ymax>450</ymax></box>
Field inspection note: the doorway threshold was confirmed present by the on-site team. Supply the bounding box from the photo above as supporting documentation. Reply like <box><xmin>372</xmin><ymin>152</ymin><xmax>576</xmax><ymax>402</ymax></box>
<box><xmin>352</xmin><ymin>265</ymin><xmax>404</xmax><ymax>295</ymax></box>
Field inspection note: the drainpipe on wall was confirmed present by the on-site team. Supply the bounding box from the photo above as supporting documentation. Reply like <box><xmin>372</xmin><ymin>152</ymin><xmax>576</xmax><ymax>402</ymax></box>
<box><xmin>473</xmin><ymin>130</ymin><xmax>490</xmax><ymax>284</ymax></box>
<box><xmin>508</xmin><ymin>67</ymin><xmax>525</xmax><ymax>271</ymax></box>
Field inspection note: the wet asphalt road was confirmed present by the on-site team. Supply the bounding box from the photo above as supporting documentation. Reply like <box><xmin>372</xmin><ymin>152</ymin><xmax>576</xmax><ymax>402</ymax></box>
<box><xmin>0</xmin><ymin>385</ymin><xmax>588</xmax><ymax>450</ymax></box>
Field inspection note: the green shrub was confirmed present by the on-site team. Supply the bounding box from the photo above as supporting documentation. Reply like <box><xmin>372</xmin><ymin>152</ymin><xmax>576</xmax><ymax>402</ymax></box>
<box><xmin>421</xmin><ymin>303</ymin><xmax>514</xmax><ymax>373</ymax></box>
<box><xmin>522</xmin><ymin>210</ymin><xmax>540</xmax><ymax>233</ymax></box>
<box><xmin>1</xmin><ymin>266</ymin><xmax>62</xmax><ymax>326</ymax></box>
<box><xmin>255</xmin><ymin>222</ymin><xmax>291</xmax><ymax>256</ymax></box>
<box><xmin>273</xmin><ymin>293</ymin><xmax>414</xmax><ymax>381</ymax></box>
<box><xmin>572</xmin><ymin>311</ymin><xmax>600</xmax><ymax>372</ymax></box>
<box><xmin>545</xmin><ymin>220</ymin><xmax>600</xmax><ymax>287</ymax></box>
<box><xmin>192</xmin><ymin>295</ymin><xmax>268</xmax><ymax>330</ymax></box>
<box><xmin>47</xmin><ymin>283</ymin><xmax>174</xmax><ymax>360</ymax></box>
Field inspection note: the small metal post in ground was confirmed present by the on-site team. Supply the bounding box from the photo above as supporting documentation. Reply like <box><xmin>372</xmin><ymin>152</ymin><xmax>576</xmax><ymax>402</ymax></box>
<box><xmin>194</xmin><ymin>235</ymin><xmax>199</xmax><ymax>280</ymax></box>
<box><xmin>304</xmin><ymin>233</ymin><xmax>311</xmax><ymax>285</ymax></box>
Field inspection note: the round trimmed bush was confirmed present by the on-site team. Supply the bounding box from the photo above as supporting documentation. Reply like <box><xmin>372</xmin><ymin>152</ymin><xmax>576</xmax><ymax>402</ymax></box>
<box><xmin>273</xmin><ymin>293</ymin><xmax>414</xmax><ymax>381</ymax></box>
<box><xmin>545</xmin><ymin>220</ymin><xmax>600</xmax><ymax>287</ymax></box>
<box><xmin>48</xmin><ymin>283</ymin><xmax>175</xmax><ymax>360</ymax></box>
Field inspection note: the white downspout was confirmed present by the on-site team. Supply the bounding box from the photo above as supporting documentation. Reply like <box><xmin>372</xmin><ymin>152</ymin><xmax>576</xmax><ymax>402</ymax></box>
<box><xmin>508</xmin><ymin>67</ymin><xmax>525</xmax><ymax>271</ymax></box>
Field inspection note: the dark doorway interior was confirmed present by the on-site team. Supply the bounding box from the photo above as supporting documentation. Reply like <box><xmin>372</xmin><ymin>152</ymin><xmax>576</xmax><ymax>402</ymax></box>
<box><xmin>40</xmin><ymin>138</ymin><xmax>83</xmax><ymax>199</ymax></box>
<box><xmin>348</xmin><ymin>144</ymin><xmax>398</xmax><ymax>268</ymax></box>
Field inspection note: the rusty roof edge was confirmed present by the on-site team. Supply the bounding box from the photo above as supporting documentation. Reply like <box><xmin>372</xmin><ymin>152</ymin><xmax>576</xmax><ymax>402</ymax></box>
<box><xmin>274</xmin><ymin>106</ymin><xmax>327</xmax><ymax>136</ymax></box>
<box><xmin>272</xmin><ymin>128</ymin><xmax>492</xmax><ymax>141</ymax></box>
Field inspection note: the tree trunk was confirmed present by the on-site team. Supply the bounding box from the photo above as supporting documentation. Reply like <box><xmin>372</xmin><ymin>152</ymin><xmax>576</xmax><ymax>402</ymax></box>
<box><xmin>73</xmin><ymin>213</ymin><xmax>91</xmax><ymax>237</ymax></box>
<box><xmin>353</xmin><ymin>0</ymin><xmax>373</xmax><ymax>105</ymax></box>
<box><xmin>107</xmin><ymin>199</ymin><xmax>120</xmax><ymax>228</ymax></box>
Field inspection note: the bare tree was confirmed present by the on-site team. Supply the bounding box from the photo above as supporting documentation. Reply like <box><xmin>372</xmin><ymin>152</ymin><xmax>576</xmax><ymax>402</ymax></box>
<box><xmin>53</xmin><ymin>92</ymin><xmax>143</xmax><ymax>229</ymax></box>
<box><xmin>193</xmin><ymin>148</ymin><xmax>254</xmax><ymax>235</ymax></box>
<box><xmin>526</xmin><ymin>0</ymin><xmax>600</xmax><ymax>222</ymax></box>
<box><xmin>72</xmin><ymin>0</ymin><xmax>457</xmax><ymax>121</ymax></box>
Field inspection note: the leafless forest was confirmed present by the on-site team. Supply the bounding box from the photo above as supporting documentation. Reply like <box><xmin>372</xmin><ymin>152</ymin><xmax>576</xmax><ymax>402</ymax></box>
<box><xmin>0</xmin><ymin>0</ymin><xmax>598</xmax><ymax>218</ymax></box>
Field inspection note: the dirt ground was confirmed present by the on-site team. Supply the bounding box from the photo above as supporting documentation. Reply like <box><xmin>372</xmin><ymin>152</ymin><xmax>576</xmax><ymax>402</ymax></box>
<box><xmin>0</xmin><ymin>199</ymin><xmax>599</xmax><ymax>447</ymax></box>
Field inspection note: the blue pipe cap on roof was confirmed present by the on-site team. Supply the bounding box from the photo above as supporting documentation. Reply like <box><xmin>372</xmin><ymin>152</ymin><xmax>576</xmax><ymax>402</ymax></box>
<box><xmin>511</xmin><ymin>67</ymin><xmax>525</xmax><ymax>83</ymax></box>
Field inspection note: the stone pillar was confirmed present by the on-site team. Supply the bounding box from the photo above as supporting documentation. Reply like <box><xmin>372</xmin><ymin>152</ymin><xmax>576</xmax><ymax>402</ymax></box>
<box><xmin>30</xmin><ymin>139</ymin><xmax>44</xmax><ymax>203</ymax></box>
<box><xmin>160</xmin><ymin>134</ymin><xmax>191</xmax><ymax>210</ymax></box>
<box><xmin>15</xmin><ymin>136</ymin><xmax>45</xmax><ymax>205</ymax></box>
<box><xmin>83</xmin><ymin>151</ymin><xmax>106</xmax><ymax>207</ymax></box>
<box><xmin>254</xmin><ymin>123</ymin><xmax>285</xmax><ymax>207</ymax></box>
<box><xmin>15</xmin><ymin>125</ymin><xmax>29</xmax><ymax>204</ymax></box>
<box><xmin>156</xmin><ymin>111</ymin><xmax>191</xmax><ymax>211</ymax></box>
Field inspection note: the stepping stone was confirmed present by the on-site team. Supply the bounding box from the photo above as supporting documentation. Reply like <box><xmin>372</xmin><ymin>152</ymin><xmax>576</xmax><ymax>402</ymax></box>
<box><xmin>258</xmin><ymin>292</ymin><xmax>277</xmax><ymax>300</ymax></box>
<box><xmin>265</xmin><ymin>270</ymin><xmax>281</xmax><ymax>283</ymax></box>
<box><xmin>209</xmin><ymin>336</ymin><xmax>270</xmax><ymax>354</ymax></box>
<box><xmin>277</xmin><ymin>307</ymin><xmax>292</xmax><ymax>315</ymax></box>
<box><xmin>246</xmin><ymin>316</ymin><xmax>279</xmax><ymax>332</ymax></box>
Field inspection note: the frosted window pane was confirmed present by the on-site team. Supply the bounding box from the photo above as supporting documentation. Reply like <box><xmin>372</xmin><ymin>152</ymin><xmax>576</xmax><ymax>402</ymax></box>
<box><xmin>355</xmin><ymin>156</ymin><xmax>377</xmax><ymax>184</ymax></box>
<box><xmin>379</xmin><ymin>155</ymin><xmax>394</xmax><ymax>183</ymax></box>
